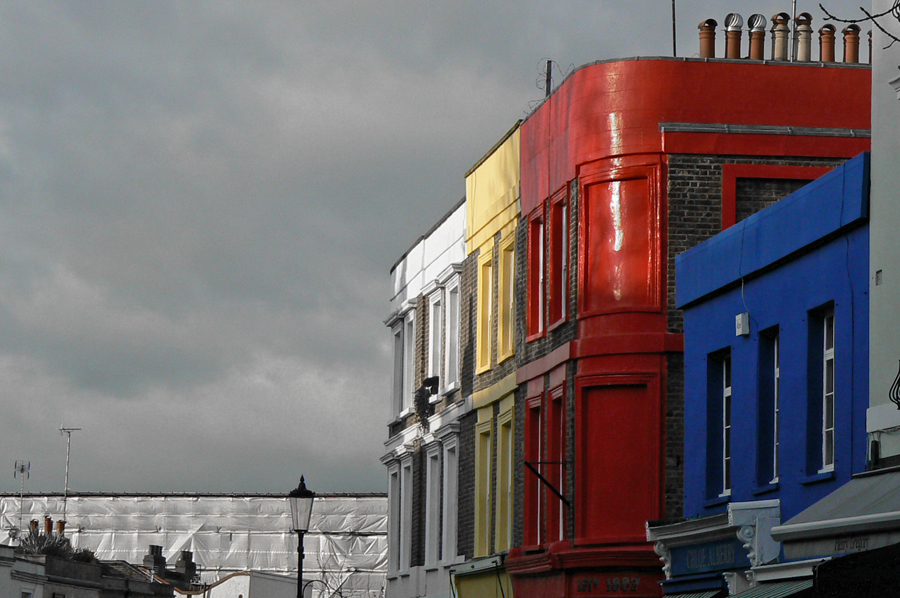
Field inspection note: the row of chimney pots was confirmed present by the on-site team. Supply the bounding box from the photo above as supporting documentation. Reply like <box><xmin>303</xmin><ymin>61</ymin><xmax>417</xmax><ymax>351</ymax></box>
<box><xmin>699</xmin><ymin>12</ymin><xmax>868</xmax><ymax>63</ymax></box>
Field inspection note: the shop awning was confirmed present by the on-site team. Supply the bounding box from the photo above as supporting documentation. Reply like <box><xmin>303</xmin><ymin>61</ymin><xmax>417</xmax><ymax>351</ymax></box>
<box><xmin>666</xmin><ymin>590</ymin><xmax>725</xmax><ymax>598</ymax></box>
<box><xmin>729</xmin><ymin>579</ymin><xmax>813</xmax><ymax>598</ymax></box>
<box><xmin>770</xmin><ymin>469</ymin><xmax>900</xmax><ymax>559</ymax></box>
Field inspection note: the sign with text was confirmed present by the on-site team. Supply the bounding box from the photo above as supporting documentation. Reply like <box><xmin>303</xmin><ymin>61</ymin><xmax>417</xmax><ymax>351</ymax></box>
<box><xmin>569</xmin><ymin>571</ymin><xmax>659</xmax><ymax>597</ymax></box>
<box><xmin>670</xmin><ymin>538</ymin><xmax>750</xmax><ymax>576</ymax></box>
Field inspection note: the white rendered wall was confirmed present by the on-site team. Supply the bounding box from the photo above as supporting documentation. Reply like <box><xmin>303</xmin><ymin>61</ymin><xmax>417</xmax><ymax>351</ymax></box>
<box><xmin>869</xmin><ymin>0</ymin><xmax>900</xmax><ymax>457</ymax></box>
<box><xmin>389</xmin><ymin>202</ymin><xmax>466</xmax><ymax>313</ymax></box>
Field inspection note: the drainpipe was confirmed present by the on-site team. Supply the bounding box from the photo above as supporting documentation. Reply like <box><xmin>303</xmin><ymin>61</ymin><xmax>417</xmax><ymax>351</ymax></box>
<box><xmin>819</xmin><ymin>24</ymin><xmax>836</xmax><ymax>62</ymax></box>
<box><xmin>748</xmin><ymin>14</ymin><xmax>767</xmax><ymax>60</ymax></box>
<box><xmin>795</xmin><ymin>13</ymin><xmax>813</xmax><ymax>61</ymax></box>
<box><xmin>724</xmin><ymin>13</ymin><xmax>743</xmax><ymax>59</ymax></box>
<box><xmin>771</xmin><ymin>13</ymin><xmax>791</xmax><ymax>60</ymax></box>
<box><xmin>698</xmin><ymin>19</ymin><xmax>718</xmax><ymax>58</ymax></box>
<box><xmin>843</xmin><ymin>24</ymin><xmax>861</xmax><ymax>63</ymax></box>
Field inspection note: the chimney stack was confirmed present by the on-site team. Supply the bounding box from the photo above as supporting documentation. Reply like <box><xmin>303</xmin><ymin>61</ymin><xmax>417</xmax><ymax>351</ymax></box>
<box><xmin>698</xmin><ymin>19</ymin><xmax>718</xmax><ymax>58</ymax></box>
<box><xmin>748</xmin><ymin>14</ymin><xmax>767</xmax><ymax>60</ymax></box>
<box><xmin>143</xmin><ymin>545</ymin><xmax>167</xmax><ymax>577</ymax></box>
<box><xmin>771</xmin><ymin>13</ymin><xmax>791</xmax><ymax>60</ymax></box>
<box><xmin>819</xmin><ymin>24</ymin><xmax>836</xmax><ymax>62</ymax></box>
<box><xmin>843</xmin><ymin>24</ymin><xmax>861</xmax><ymax>63</ymax></box>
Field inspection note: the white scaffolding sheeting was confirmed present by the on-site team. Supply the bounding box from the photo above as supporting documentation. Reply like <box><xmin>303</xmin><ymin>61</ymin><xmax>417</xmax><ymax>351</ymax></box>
<box><xmin>0</xmin><ymin>494</ymin><xmax>387</xmax><ymax>598</ymax></box>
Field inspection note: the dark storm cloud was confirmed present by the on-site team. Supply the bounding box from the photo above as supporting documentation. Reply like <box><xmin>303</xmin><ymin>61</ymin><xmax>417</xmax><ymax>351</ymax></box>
<box><xmin>0</xmin><ymin>0</ymin><xmax>866</xmax><ymax>493</ymax></box>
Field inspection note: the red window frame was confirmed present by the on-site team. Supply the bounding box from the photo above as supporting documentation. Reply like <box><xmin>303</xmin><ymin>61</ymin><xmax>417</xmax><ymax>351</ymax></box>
<box><xmin>546</xmin><ymin>384</ymin><xmax>566</xmax><ymax>542</ymax></box>
<box><xmin>526</xmin><ymin>207</ymin><xmax>546</xmax><ymax>340</ymax></box>
<box><xmin>523</xmin><ymin>394</ymin><xmax>543</xmax><ymax>547</ymax></box>
<box><xmin>721</xmin><ymin>164</ymin><xmax>835</xmax><ymax>229</ymax></box>
<box><xmin>547</xmin><ymin>186</ymin><xmax>569</xmax><ymax>330</ymax></box>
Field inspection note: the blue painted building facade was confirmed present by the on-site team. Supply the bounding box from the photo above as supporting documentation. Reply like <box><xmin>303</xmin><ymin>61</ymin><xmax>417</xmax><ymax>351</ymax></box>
<box><xmin>648</xmin><ymin>153</ymin><xmax>870</xmax><ymax>596</ymax></box>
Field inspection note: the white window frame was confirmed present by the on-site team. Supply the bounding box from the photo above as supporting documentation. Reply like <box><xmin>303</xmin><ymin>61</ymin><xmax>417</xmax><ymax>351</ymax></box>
<box><xmin>440</xmin><ymin>433</ymin><xmax>459</xmax><ymax>564</ymax></box>
<box><xmin>387</xmin><ymin>462</ymin><xmax>401</xmax><ymax>575</ymax></box>
<box><xmin>427</xmin><ymin>288</ymin><xmax>443</xmax><ymax>400</ymax></box>
<box><xmin>821</xmin><ymin>310</ymin><xmax>836</xmax><ymax>472</ymax></box>
<box><xmin>391</xmin><ymin>324</ymin><xmax>404</xmax><ymax>418</ymax></box>
<box><xmin>721</xmin><ymin>355</ymin><xmax>732</xmax><ymax>497</ymax></box>
<box><xmin>772</xmin><ymin>333</ymin><xmax>780</xmax><ymax>484</ymax></box>
<box><xmin>560</xmin><ymin>202</ymin><xmax>568</xmax><ymax>321</ymax></box>
<box><xmin>402</xmin><ymin>312</ymin><xmax>416</xmax><ymax>415</ymax></box>
<box><xmin>424</xmin><ymin>442</ymin><xmax>442</xmax><ymax>567</ymax></box>
<box><xmin>444</xmin><ymin>277</ymin><xmax>461</xmax><ymax>392</ymax></box>
<box><xmin>400</xmin><ymin>456</ymin><xmax>413</xmax><ymax>572</ymax></box>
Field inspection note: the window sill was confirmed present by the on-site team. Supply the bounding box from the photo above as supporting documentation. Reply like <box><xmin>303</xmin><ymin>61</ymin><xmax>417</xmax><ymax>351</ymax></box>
<box><xmin>752</xmin><ymin>481</ymin><xmax>780</xmax><ymax>496</ymax></box>
<box><xmin>704</xmin><ymin>495</ymin><xmax>731</xmax><ymax>508</ymax></box>
<box><xmin>801</xmin><ymin>470</ymin><xmax>836</xmax><ymax>485</ymax></box>
<box><xmin>424</xmin><ymin>564</ymin><xmax>439</xmax><ymax>572</ymax></box>
<box><xmin>547</xmin><ymin>316</ymin><xmax>568</xmax><ymax>333</ymax></box>
<box><xmin>498</xmin><ymin>351</ymin><xmax>515</xmax><ymax>365</ymax></box>
<box><xmin>526</xmin><ymin>330</ymin><xmax>546</xmax><ymax>343</ymax></box>
<box><xmin>428</xmin><ymin>394</ymin><xmax>443</xmax><ymax>405</ymax></box>
<box><xmin>441</xmin><ymin>382</ymin><xmax>459</xmax><ymax>396</ymax></box>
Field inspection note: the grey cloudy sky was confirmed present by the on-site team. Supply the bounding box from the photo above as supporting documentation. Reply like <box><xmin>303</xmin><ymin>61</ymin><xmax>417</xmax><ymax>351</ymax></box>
<box><xmin>0</xmin><ymin>0</ymin><xmax>868</xmax><ymax>494</ymax></box>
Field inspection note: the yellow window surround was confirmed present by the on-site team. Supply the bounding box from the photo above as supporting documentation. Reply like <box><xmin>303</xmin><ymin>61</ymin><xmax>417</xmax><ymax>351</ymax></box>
<box><xmin>474</xmin><ymin>416</ymin><xmax>493</xmax><ymax>557</ymax></box>
<box><xmin>498</xmin><ymin>230</ymin><xmax>516</xmax><ymax>364</ymax></box>
<box><xmin>476</xmin><ymin>244</ymin><xmax>494</xmax><ymax>374</ymax></box>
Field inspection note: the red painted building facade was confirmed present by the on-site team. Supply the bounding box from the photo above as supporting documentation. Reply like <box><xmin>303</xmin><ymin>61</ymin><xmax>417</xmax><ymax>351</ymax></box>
<box><xmin>507</xmin><ymin>57</ymin><xmax>870</xmax><ymax>598</ymax></box>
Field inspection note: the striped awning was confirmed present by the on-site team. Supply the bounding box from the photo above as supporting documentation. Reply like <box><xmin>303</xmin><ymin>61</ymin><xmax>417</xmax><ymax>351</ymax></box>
<box><xmin>666</xmin><ymin>591</ymin><xmax>725</xmax><ymax>598</ymax></box>
<box><xmin>730</xmin><ymin>579</ymin><xmax>813</xmax><ymax>598</ymax></box>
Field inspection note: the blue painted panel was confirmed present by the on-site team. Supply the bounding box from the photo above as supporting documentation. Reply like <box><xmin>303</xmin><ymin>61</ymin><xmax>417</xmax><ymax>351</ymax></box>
<box><xmin>679</xmin><ymin>156</ymin><xmax>869</xmax><ymax>523</ymax></box>
<box><xmin>676</xmin><ymin>153</ymin><xmax>869</xmax><ymax>309</ymax></box>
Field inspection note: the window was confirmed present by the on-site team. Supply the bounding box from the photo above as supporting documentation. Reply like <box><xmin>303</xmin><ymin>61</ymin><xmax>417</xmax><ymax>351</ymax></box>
<box><xmin>441</xmin><ymin>437</ymin><xmax>459</xmax><ymax>562</ymax></box>
<box><xmin>548</xmin><ymin>191</ymin><xmax>569</xmax><ymax>328</ymax></box>
<box><xmin>527</xmin><ymin>210</ymin><xmax>545</xmax><ymax>338</ymax></box>
<box><xmin>392</xmin><ymin>326</ymin><xmax>404</xmax><ymax>416</ymax></box>
<box><xmin>496</xmin><ymin>409</ymin><xmax>514</xmax><ymax>552</ymax></box>
<box><xmin>722</xmin><ymin>356</ymin><xmax>732</xmax><ymax>496</ymax></box>
<box><xmin>477</xmin><ymin>248</ymin><xmax>494</xmax><ymax>372</ymax></box>
<box><xmin>400</xmin><ymin>458</ymin><xmax>413</xmax><ymax>570</ymax></box>
<box><xmin>706</xmin><ymin>350</ymin><xmax>732</xmax><ymax>500</ymax></box>
<box><xmin>21</xmin><ymin>591</ymin><xmax>34</xmax><ymax>598</ymax></box>
<box><xmin>429</xmin><ymin>293</ymin><xmax>443</xmax><ymax>381</ymax></box>
<box><xmin>424</xmin><ymin>445</ymin><xmax>442</xmax><ymax>566</ymax></box>
<box><xmin>403</xmin><ymin>313</ymin><xmax>416</xmax><ymax>413</ymax></box>
<box><xmin>388</xmin><ymin>463</ymin><xmax>401</xmax><ymax>573</ymax></box>
<box><xmin>822</xmin><ymin>310</ymin><xmax>836</xmax><ymax>471</ymax></box>
<box><xmin>547</xmin><ymin>386</ymin><xmax>566</xmax><ymax>542</ymax></box>
<box><xmin>758</xmin><ymin>328</ymin><xmax>780</xmax><ymax>485</ymax></box>
<box><xmin>808</xmin><ymin>305</ymin><xmax>836</xmax><ymax>474</ymax></box>
<box><xmin>474</xmin><ymin>417</ymin><xmax>493</xmax><ymax>556</ymax></box>
<box><xmin>498</xmin><ymin>234</ymin><xmax>516</xmax><ymax>362</ymax></box>
<box><xmin>524</xmin><ymin>396</ymin><xmax>542</xmax><ymax>546</ymax></box>
<box><xmin>445</xmin><ymin>282</ymin><xmax>460</xmax><ymax>388</ymax></box>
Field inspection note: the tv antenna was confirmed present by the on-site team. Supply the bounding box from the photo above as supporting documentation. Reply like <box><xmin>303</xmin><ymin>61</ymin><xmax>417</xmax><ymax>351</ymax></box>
<box><xmin>13</xmin><ymin>460</ymin><xmax>30</xmax><ymax>536</ymax></box>
<box><xmin>60</xmin><ymin>426</ymin><xmax>81</xmax><ymax>523</ymax></box>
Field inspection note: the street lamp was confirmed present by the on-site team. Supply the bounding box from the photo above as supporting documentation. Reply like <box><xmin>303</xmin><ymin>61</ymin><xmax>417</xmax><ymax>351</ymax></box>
<box><xmin>288</xmin><ymin>476</ymin><xmax>316</xmax><ymax>598</ymax></box>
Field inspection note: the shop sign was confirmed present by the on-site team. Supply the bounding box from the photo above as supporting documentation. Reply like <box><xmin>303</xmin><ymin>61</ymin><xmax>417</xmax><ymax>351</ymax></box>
<box><xmin>569</xmin><ymin>571</ymin><xmax>656</xmax><ymax>596</ymax></box>
<box><xmin>670</xmin><ymin>538</ymin><xmax>750</xmax><ymax>576</ymax></box>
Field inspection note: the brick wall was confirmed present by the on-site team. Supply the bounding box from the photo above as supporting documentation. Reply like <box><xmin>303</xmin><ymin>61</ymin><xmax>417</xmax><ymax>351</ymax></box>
<box><xmin>458</xmin><ymin>409</ymin><xmax>476</xmax><ymax>561</ymax></box>
<box><xmin>664</xmin><ymin>351</ymin><xmax>685</xmax><ymax>523</ymax></box>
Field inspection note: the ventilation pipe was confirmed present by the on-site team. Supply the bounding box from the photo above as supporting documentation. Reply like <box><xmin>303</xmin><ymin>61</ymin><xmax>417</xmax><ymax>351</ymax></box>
<box><xmin>699</xmin><ymin>19</ymin><xmax>718</xmax><ymax>58</ymax></box>
<box><xmin>724</xmin><ymin>13</ymin><xmax>743</xmax><ymax>58</ymax></box>
<box><xmin>771</xmin><ymin>13</ymin><xmax>791</xmax><ymax>60</ymax></box>
<box><xmin>843</xmin><ymin>24</ymin><xmax>861</xmax><ymax>63</ymax></box>
<box><xmin>748</xmin><ymin>14</ymin><xmax>767</xmax><ymax>60</ymax></box>
<box><xmin>869</xmin><ymin>30</ymin><xmax>873</xmax><ymax>64</ymax></box>
<box><xmin>795</xmin><ymin>13</ymin><xmax>813</xmax><ymax>61</ymax></box>
<box><xmin>819</xmin><ymin>24</ymin><xmax>836</xmax><ymax>62</ymax></box>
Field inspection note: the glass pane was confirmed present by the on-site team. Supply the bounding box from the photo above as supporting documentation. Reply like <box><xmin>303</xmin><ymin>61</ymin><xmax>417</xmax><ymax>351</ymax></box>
<box><xmin>825</xmin><ymin>393</ymin><xmax>834</xmax><ymax>429</ymax></box>
<box><xmin>724</xmin><ymin>357</ymin><xmax>732</xmax><ymax>388</ymax></box>
<box><xmin>825</xmin><ymin>315</ymin><xmax>834</xmax><ymax>350</ymax></box>
<box><xmin>825</xmin><ymin>431</ymin><xmax>834</xmax><ymax>466</ymax></box>
<box><xmin>825</xmin><ymin>358</ymin><xmax>834</xmax><ymax>394</ymax></box>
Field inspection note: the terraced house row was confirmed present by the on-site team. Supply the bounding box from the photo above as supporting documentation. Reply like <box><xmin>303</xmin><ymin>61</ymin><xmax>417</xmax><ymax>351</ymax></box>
<box><xmin>382</xmin><ymin>9</ymin><xmax>900</xmax><ymax>598</ymax></box>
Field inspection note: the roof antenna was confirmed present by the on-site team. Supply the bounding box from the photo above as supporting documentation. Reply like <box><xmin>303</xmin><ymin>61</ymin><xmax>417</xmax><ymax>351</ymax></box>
<box><xmin>13</xmin><ymin>460</ymin><xmax>30</xmax><ymax>537</ymax></box>
<box><xmin>545</xmin><ymin>59</ymin><xmax>552</xmax><ymax>97</ymax></box>
<box><xmin>60</xmin><ymin>425</ymin><xmax>81</xmax><ymax>524</ymax></box>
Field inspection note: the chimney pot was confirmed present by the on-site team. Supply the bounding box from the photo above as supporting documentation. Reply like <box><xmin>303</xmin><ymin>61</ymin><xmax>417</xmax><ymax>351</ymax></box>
<box><xmin>724</xmin><ymin>13</ymin><xmax>743</xmax><ymax>59</ymax></box>
<box><xmin>771</xmin><ymin>13</ymin><xmax>791</xmax><ymax>60</ymax></box>
<box><xmin>795</xmin><ymin>13</ymin><xmax>814</xmax><ymax>61</ymax></box>
<box><xmin>748</xmin><ymin>14</ymin><xmax>767</xmax><ymax>60</ymax></box>
<box><xmin>44</xmin><ymin>516</ymin><xmax>52</xmax><ymax>535</ymax></box>
<box><xmin>56</xmin><ymin>520</ymin><xmax>66</xmax><ymax>537</ymax></box>
<box><xmin>843</xmin><ymin>24</ymin><xmax>861</xmax><ymax>63</ymax></box>
<box><xmin>698</xmin><ymin>18</ymin><xmax>718</xmax><ymax>58</ymax></box>
<box><xmin>819</xmin><ymin>24</ymin><xmax>836</xmax><ymax>62</ymax></box>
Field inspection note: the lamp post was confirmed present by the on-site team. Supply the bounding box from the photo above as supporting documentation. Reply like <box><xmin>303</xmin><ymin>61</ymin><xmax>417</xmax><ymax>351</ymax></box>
<box><xmin>288</xmin><ymin>476</ymin><xmax>316</xmax><ymax>598</ymax></box>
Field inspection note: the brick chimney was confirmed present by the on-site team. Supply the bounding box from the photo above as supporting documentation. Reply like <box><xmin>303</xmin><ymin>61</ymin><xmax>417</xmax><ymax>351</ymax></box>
<box><xmin>143</xmin><ymin>545</ymin><xmax>167</xmax><ymax>577</ymax></box>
